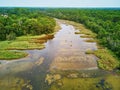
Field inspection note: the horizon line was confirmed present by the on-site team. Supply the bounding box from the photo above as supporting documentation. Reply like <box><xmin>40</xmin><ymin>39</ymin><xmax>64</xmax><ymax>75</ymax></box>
<box><xmin>0</xmin><ymin>6</ymin><xmax>120</xmax><ymax>8</ymax></box>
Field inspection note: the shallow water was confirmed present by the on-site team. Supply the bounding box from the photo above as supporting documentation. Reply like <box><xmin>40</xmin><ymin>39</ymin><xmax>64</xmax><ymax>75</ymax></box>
<box><xmin>49</xmin><ymin>22</ymin><xmax>98</xmax><ymax>70</ymax></box>
<box><xmin>0</xmin><ymin>20</ymin><xmax>119</xmax><ymax>90</ymax></box>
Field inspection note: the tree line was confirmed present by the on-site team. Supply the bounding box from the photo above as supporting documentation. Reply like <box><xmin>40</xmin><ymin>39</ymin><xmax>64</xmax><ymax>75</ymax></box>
<box><xmin>0</xmin><ymin>8</ymin><xmax>56</xmax><ymax>40</ymax></box>
<box><xmin>41</xmin><ymin>8</ymin><xmax>120</xmax><ymax>58</ymax></box>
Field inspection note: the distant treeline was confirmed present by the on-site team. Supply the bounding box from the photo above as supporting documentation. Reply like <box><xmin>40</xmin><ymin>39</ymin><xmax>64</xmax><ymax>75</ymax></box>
<box><xmin>0</xmin><ymin>8</ymin><xmax>56</xmax><ymax>40</ymax></box>
<box><xmin>41</xmin><ymin>8</ymin><xmax>120</xmax><ymax>58</ymax></box>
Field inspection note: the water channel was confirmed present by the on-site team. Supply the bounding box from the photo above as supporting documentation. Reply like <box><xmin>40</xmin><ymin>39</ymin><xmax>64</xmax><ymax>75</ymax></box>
<box><xmin>0</xmin><ymin>20</ymin><xmax>119</xmax><ymax>90</ymax></box>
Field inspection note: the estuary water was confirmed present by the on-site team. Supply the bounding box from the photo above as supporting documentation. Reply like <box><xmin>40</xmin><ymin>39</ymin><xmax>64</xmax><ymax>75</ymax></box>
<box><xmin>0</xmin><ymin>20</ymin><xmax>119</xmax><ymax>90</ymax></box>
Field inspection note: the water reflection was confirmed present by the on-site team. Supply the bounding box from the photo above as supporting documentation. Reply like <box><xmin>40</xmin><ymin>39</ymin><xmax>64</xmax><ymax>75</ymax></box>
<box><xmin>49</xmin><ymin>23</ymin><xmax>98</xmax><ymax>71</ymax></box>
<box><xmin>0</xmin><ymin>20</ymin><xmax>119</xmax><ymax>90</ymax></box>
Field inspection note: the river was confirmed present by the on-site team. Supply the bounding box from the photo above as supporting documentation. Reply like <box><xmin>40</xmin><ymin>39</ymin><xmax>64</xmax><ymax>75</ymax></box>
<box><xmin>0</xmin><ymin>19</ymin><xmax>119</xmax><ymax>90</ymax></box>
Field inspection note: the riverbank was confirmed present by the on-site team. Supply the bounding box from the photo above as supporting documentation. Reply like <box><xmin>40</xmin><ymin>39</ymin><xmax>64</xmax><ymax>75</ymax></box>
<box><xmin>0</xmin><ymin>34</ymin><xmax>48</xmax><ymax>60</ymax></box>
<box><xmin>0</xmin><ymin>19</ymin><xmax>60</xmax><ymax>60</ymax></box>
<box><xmin>60</xmin><ymin>19</ymin><xmax>119</xmax><ymax>71</ymax></box>
<box><xmin>45</xmin><ymin>19</ymin><xmax>120</xmax><ymax>90</ymax></box>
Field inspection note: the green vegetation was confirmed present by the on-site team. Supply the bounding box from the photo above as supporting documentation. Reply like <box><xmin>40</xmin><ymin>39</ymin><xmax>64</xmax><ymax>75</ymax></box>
<box><xmin>63</xmin><ymin>20</ymin><xmax>97</xmax><ymax>42</ymax></box>
<box><xmin>50</xmin><ymin>77</ymin><xmax>99</xmax><ymax>90</ymax></box>
<box><xmin>0</xmin><ymin>8</ymin><xmax>57</xmax><ymax>60</ymax></box>
<box><xmin>59</xmin><ymin>19</ymin><xmax>119</xmax><ymax>70</ymax></box>
<box><xmin>80</xmin><ymin>35</ymin><xmax>94</xmax><ymax>38</ymax></box>
<box><xmin>49</xmin><ymin>75</ymin><xmax>120</xmax><ymax>90</ymax></box>
<box><xmin>0</xmin><ymin>50</ymin><xmax>28</xmax><ymax>60</ymax></box>
<box><xmin>64</xmin><ymin>20</ymin><xmax>96</xmax><ymax>37</ymax></box>
<box><xmin>54</xmin><ymin>19</ymin><xmax>61</xmax><ymax>32</ymax></box>
<box><xmin>86</xmin><ymin>48</ymin><xmax>119</xmax><ymax>70</ymax></box>
<box><xmin>0</xmin><ymin>34</ymin><xmax>54</xmax><ymax>59</ymax></box>
<box><xmin>7</xmin><ymin>35</ymin><xmax>47</xmax><ymax>50</ymax></box>
<box><xmin>41</xmin><ymin>9</ymin><xmax>120</xmax><ymax>70</ymax></box>
<box><xmin>42</xmin><ymin>8</ymin><xmax>120</xmax><ymax>59</ymax></box>
<box><xmin>85</xmin><ymin>39</ymin><xmax>96</xmax><ymax>42</ymax></box>
<box><xmin>0</xmin><ymin>8</ymin><xmax>56</xmax><ymax>41</ymax></box>
<box><xmin>45</xmin><ymin>74</ymin><xmax>61</xmax><ymax>85</ymax></box>
<box><xmin>7</xmin><ymin>41</ymin><xmax>44</xmax><ymax>50</ymax></box>
<box><xmin>95</xmin><ymin>49</ymin><xmax>119</xmax><ymax>70</ymax></box>
<box><xmin>0</xmin><ymin>77</ymin><xmax>33</xmax><ymax>90</ymax></box>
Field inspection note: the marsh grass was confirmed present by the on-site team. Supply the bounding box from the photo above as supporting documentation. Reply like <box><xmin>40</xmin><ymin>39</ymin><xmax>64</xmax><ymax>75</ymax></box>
<box><xmin>74</xmin><ymin>32</ymin><xmax>82</xmax><ymax>34</ymax></box>
<box><xmin>7</xmin><ymin>41</ymin><xmax>45</xmax><ymax>50</ymax></box>
<box><xmin>0</xmin><ymin>34</ymin><xmax>50</xmax><ymax>59</ymax></box>
<box><xmin>64</xmin><ymin>20</ymin><xmax>96</xmax><ymax>37</ymax></box>
<box><xmin>49</xmin><ymin>77</ymin><xmax>100</xmax><ymax>90</ymax></box>
<box><xmin>4</xmin><ymin>34</ymin><xmax>47</xmax><ymax>50</ymax></box>
<box><xmin>0</xmin><ymin>19</ymin><xmax>59</xmax><ymax>60</ymax></box>
<box><xmin>32</xmin><ymin>40</ymin><xmax>46</xmax><ymax>44</ymax></box>
<box><xmin>0</xmin><ymin>77</ymin><xmax>33</xmax><ymax>90</ymax></box>
<box><xmin>36</xmin><ymin>34</ymin><xmax>54</xmax><ymax>40</ymax></box>
<box><xmin>85</xmin><ymin>39</ymin><xmax>96</xmax><ymax>43</ymax></box>
<box><xmin>85</xmin><ymin>50</ymin><xmax>94</xmax><ymax>54</ymax></box>
<box><xmin>46</xmin><ymin>19</ymin><xmax>120</xmax><ymax>90</ymax></box>
<box><xmin>61</xmin><ymin>19</ymin><xmax>119</xmax><ymax>71</ymax></box>
<box><xmin>16</xmin><ymin>34</ymin><xmax>45</xmax><ymax>41</ymax></box>
<box><xmin>49</xmin><ymin>75</ymin><xmax>120</xmax><ymax>90</ymax></box>
<box><xmin>86</xmin><ymin>48</ymin><xmax>119</xmax><ymax>70</ymax></box>
<box><xmin>80</xmin><ymin>35</ymin><xmax>94</xmax><ymax>38</ymax></box>
<box><xmin>0</xmin><ymin>41</ymin><xmax>12</xmax><ymax>50</ymax></box>
<box><xmin>95</xmin><ymin>49</ymin><xmax>119</xmax><ymax>70</ymax></box>
<box><xmin>45</xmin><ymin>74</ymin><xmax>61</xmax><ymax>85</ymax></box>
<box><xmin>55</xmin><ymin>19</ymin><xmax>61</xmax><ymax>32</ymax></box>
<box><xmin>0</xmin><ymin>50</ymin><xmax>28</xmax><ymax>60</ymax></box>
<box><xmin>35</xmin><ymin>57</ymin><xmax>44</xmax><ymax>65</ymax></box>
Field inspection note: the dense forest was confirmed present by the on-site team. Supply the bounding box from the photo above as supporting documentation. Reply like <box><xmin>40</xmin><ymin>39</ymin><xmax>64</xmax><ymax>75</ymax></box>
<box><xmin>0</xmin><ymin>8</ymin><xmax>56</xmax><ymax>41</ymax></box>
<box><xmin>41</xmin><ymin>8</ymin><xmax>120</xmax><ymax>59</ymax></box>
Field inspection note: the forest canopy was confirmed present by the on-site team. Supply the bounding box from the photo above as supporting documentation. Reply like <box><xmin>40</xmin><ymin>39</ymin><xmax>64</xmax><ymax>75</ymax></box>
<box><xmin>0</xmin><ymin>8</ymin><xmax>56</xmax><ymax>40</ymax></box>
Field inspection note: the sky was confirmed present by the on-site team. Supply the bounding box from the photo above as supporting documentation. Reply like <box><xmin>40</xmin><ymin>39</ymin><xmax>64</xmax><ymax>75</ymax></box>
<box><xmin>0</xmin><ymin>0</ymin><xmax>120</xmax><ymax>7</ymax></box>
